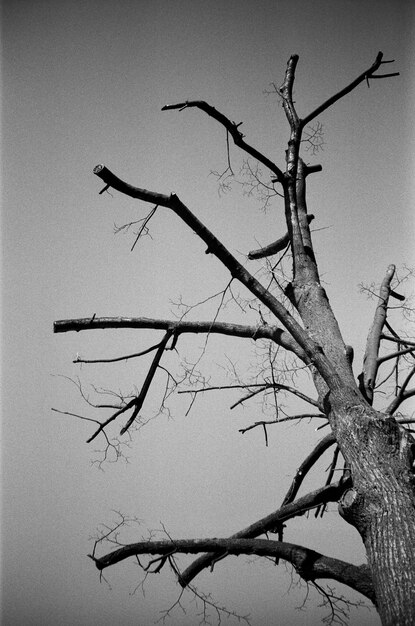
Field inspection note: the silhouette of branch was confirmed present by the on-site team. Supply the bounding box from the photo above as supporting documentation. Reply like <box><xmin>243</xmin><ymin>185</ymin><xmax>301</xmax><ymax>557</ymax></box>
<box><xmin>377</xmin><ymin>346</ymin><xmax>415</xmax><ymax>365</ymax></box>
<box><xmin>178</xmin><ymin>382</ymin><xmax>320</xmax><ymax>409</ymax></box>
<box><xmin>238</xmin><ymin>414</ymin><xmax>327</xmax><ymax>437</ymax></box>
<box><xmin>54</xmin><ymin>316</ymin><xmax>306</xmax><ymax>360</ymax></box>
<box><xmin>301</xmin><ymin>52</ymin><xmax>398</xmax><ymax>128</ymax></box>
<box><xmin>161</xmin><ymin>100</ymin><xmax>285</xmax><ymax>184</ymax></box>
<box><xmin>248</xmin><ymin>215</ymin><xmax>314</xmax><ymax>260</ymax></box>
<box><xmin>89</xmin><ymin>477</ymin><xmax>372</xmax><ymax>602</ymax></box>
<box><xmin>381</xmin><ymin>335</ymin><xmax>415</xmax><ymax>347</ymax></box>
<box><xmin>281</xmin><ymin>433</ymin><xmax>336</xmax><ymax>506</ymax></box>
<box><xmin>90</xmin><ymin>536</ymin><xmax>373</xmax><ymax>601</ymax></box>
<box><xmin>387</xmin><ymin>364</ymin><xmax>415</xmax><ymax>415</ymax></box>
<box><xmin>91</xmin><ymin>165</ymin><xmax>345</xmax><ymax>391</ymax></box>
<box><xmin>179</xmin><ymin>480</ymin><xmax>349</xmax><ymax>588</ymax></box>
<box><xmin>119</xmin><ymin>330</ymin><xmax>172</xmax><ymax>435</ymax></box>
<box><xmin>73</xmin><ymin>339</ymin><xmax>166</xmax><ymax>364</ymax></box>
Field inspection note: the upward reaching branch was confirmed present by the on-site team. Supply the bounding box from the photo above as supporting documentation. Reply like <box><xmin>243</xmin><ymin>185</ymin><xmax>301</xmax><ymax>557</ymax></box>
<box><xmin>300</xmin><ymin>52</ymin><xmax>399</xmax><ymax>128</ymax></box>
<box><xmin>361</xmin><ymin>264</ymin><xmax>396</xmax><ymax>404</ymax></box>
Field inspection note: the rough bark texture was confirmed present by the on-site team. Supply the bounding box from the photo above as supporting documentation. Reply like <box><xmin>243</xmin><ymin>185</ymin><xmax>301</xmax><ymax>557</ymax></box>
<box><xmin>332</xmin><ymin>396</ymin><xmax>415</xmax><ymax>626</ymax></box>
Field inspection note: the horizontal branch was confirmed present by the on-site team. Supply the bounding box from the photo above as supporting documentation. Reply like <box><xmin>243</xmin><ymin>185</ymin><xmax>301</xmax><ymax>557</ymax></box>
<box><xmin>73</xmin><ymin>340</ymin><xmax>165</xmax><ymax>364</ymax></box>
<box><xmin>381</xmin><ymin>334</ymin><xmax>415</xmax><ymax>348</ymax></box>
<box><xmin>91</xmin><ymin>534</ymin><xmax>373</xmax><ymax>602</ymax></box>
<box><xmin>179</xmin><ymin>382</ymin><xmax>320</xmax><ymax>409</ymax></box>
<box><xmin>179</xmin><ymin>480</ymin><xmax>347</xmax><ymax>587</ymax></box>
<box><xmin>54</xmin><ymin>316</ymin><xmax>306</xmax><ymax>360</ymax></box>
<box><xmin>161</xmin><ymin>100</ymin><xmax>285</xmax><ymax>184</ymax></box>
<box><xmin>377</xmin><ymin>345</ymin><xmax>415</xmax><ymax>365</ymax></box>
<box><xmin>239</xmin><ymin>413</ymin><xmax>326</xmax><ymax>432</ymax></box>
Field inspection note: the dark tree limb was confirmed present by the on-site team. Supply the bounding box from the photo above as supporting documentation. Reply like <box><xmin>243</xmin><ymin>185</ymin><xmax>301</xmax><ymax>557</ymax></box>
<box><xmin>238</xmin><ymin>414</ymin><xmax>327</xmax><ymax>436</ymax></box>
<box><xmin>315</xmin><ymin>445</ymin><xmax>341</xmax><ymax>518</ymax></box>
<box><xmin>377</xmin><ymin>345</ymin><xmax>415</xmax><ymax>365</ymax></box>
<box><xmin>119</xmin><ymin>329</ymin><xmax>172</xmax><ymax>435</ymax></box>
<box><xmin>89</xmin><ymin>536</ymin><xmax>374</xmax><ymax>602</ymax></box>
<box><xmin>54</xmin><ymin>316</ymin><xmax>306</xmax><ymax>361</ymax></box>
<box><xmin>84</xmin><ymin>330</ymin><xmax>173</xmax><ymax>441</ymax></box>
<box><xmin>73</xmin><ymin>338</ymin><xmax>168</xmax><ymax>364</ymax></box>
<box><xmin>248</xmin><ymin>214</ymin><xmax>314</xmax><ymax>260</ymax></box>
<box><xmin>161</xmin><ymin>101</ymin><xmax>285</xmax><ymax>184</ymax></box>
<box><xmin>281</xmin><ymin>433</ymin><xmax>336</xmax><ymax>506</ymax></box>
<box><xmin>179</xmin><ymin>480</ymin><xmax>349</xmax><ymax>588</ymax></box>
<box><xmin>387</xmin><ymin>364</ymin><xmax>415</xmax><ymax>415</ymax></box>
<box><xmin>300</xmin><ymin>52</ymin><xmax>398</xmax><ymax>129</ymax></box>
<box><xmin>381</xmin><ymin>335</ymin><xmax>415</xmax><ymax>348</ymax></box>
<box><xmin>179</xmin><ymin>382</ymin><xmax>320</xmax><ymax>409</ymax></box>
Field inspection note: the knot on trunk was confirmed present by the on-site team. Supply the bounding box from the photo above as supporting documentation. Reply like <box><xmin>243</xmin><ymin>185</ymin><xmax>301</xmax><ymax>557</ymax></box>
<box><xmin>338</xmin><ymin>488</ymin><xmax>367</xmax><ymax>530</ymax></box>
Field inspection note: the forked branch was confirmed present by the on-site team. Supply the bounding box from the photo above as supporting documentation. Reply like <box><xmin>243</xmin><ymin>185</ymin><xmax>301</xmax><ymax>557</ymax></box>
<box><xmin>179</xmin><ymin>480</ymin><xmax>349</xmax><ymax>587</ymax></box>
<box><xmin>300</xmin><ymin>52</ymin><xmax>399</xmax><ymax>128</ymax></box>
<box><xmin>90</xmin><ymin>536</ymin><xmax>374</xmax><ymax>602</ymax></box>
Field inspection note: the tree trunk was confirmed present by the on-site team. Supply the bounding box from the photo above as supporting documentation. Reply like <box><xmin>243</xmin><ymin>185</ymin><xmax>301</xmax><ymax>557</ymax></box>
<box><xmin>332</xmin><ymin>392</ymin><xmax>415</xmax><ymax>625</ymax></box>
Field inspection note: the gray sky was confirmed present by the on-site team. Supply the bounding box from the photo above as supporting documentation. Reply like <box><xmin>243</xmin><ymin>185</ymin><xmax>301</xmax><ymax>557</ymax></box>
<box><xmin>2</xmin><ymin>1</ymin><xmax>415</xmax><ymax>625</ymax></box>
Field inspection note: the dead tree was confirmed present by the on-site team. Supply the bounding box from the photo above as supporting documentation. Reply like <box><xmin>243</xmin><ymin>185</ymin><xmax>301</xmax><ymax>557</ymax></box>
<box><xmin>54</xmin><ymin>53</ymin><xmax>415</xmax><ymax>626</ymax></box>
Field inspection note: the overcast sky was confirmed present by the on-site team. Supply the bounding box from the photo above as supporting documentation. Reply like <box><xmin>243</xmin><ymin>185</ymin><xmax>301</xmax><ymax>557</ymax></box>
<box><xmin>2</xmin><ymin>1</ymin><xmax>415</xmax><ymax>625</ymax></box>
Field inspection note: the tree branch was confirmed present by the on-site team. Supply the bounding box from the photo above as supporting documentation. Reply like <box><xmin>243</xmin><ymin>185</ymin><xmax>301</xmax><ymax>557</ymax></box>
<box><xmin>161</xmin><ymin>100</ymin><xmax>285</xmax><ymax>184</ymax></box>
<box><xmin>377</xmin><ymin>345</ymin><xmax>415</xmax><ymax>365</ymax></box>
<box><xmin>90</xmin><ymin>521</ymin><xmax>374</xmax><ymax>603</ymax></box>
<box><xmin>381</xmin><ymin>334</ymin><xmax>415</xmax><ymax>348</ymax></box>
<box><xmin>238</xmin><ymin>413</ymin><xmax>327</xmax><ymax>437</ymax></box>
<box><xmin>83</xmin><ymin>330</ymin><xmax>173</xmax><ymax>441</ymax></box>
<box><xmin>361</xmin><ymin>264</ymin><xmax>396</xmax><ymax>403</ymax></box>
<box><xmin>281</xmin><ymin>433</ymin><xmax>336</xmax><ymax>506</ymax></box>
<box><xmin>179</xmin><ymin>480</ymin><xmax>349</xmax><ymax>587</ymax></box>
<box><xmin>248</xmin><ymin>214</ymin><xmax>314</xmax><ymax>260</ymax></box>
<box><xmin>119</xmin><ymin>330</ymin><xmax>172</xmax><ymax>435</ymax></box>
<box><xmin>300</xmin><ymin>52</ymin><xmax>398</xmax><ymax>129</ymax></box>
<box><xmin>179</xmin><ymin>382</ymin><xmax>320</xmax><ymax>409</ymax></box>
<box><xmin>54</xmin><ymin>316</ymin><xmax>306</xmax><ymax>361</ymax></box>
<box><xmin>73</xmin><ymin>338</ymin><xmax>167</xmax><ymax>364</ymax></box>
<box><xmin>387</xmin><ymin>364</ymin><xmax>415</xmax><ymax>415</ymax></box>
<box><xmin>91</xmin><ymin>165</ymin><xmax>344</xmax><ymax>391</ymax></box>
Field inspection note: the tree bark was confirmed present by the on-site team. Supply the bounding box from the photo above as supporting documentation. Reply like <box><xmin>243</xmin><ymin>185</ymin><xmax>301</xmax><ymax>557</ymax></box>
<box><xmin>330</xmin><ymin>392</ymin><xmax>415</xmax><ymax>625</ymax></box>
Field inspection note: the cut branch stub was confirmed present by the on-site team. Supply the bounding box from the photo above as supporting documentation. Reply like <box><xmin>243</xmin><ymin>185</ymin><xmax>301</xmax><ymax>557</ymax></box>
<box><xmin>248</xmin><ymin>214</ymin><xmax>314</xmax><ymax>260</ymax></box>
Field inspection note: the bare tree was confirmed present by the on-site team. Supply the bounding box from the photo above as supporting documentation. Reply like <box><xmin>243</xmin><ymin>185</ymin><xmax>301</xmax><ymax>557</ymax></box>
<box><xmin>54</xmin><ymin>53</ymin><xmax>415</xmax><ymax>626</ymax></box>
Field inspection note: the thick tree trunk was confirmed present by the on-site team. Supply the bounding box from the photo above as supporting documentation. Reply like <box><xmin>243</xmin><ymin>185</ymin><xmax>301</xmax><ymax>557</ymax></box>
<box><xmin>331</xmin><ymin>393</ymin><xmax>415</xmax><ymax>625</ymax></box>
